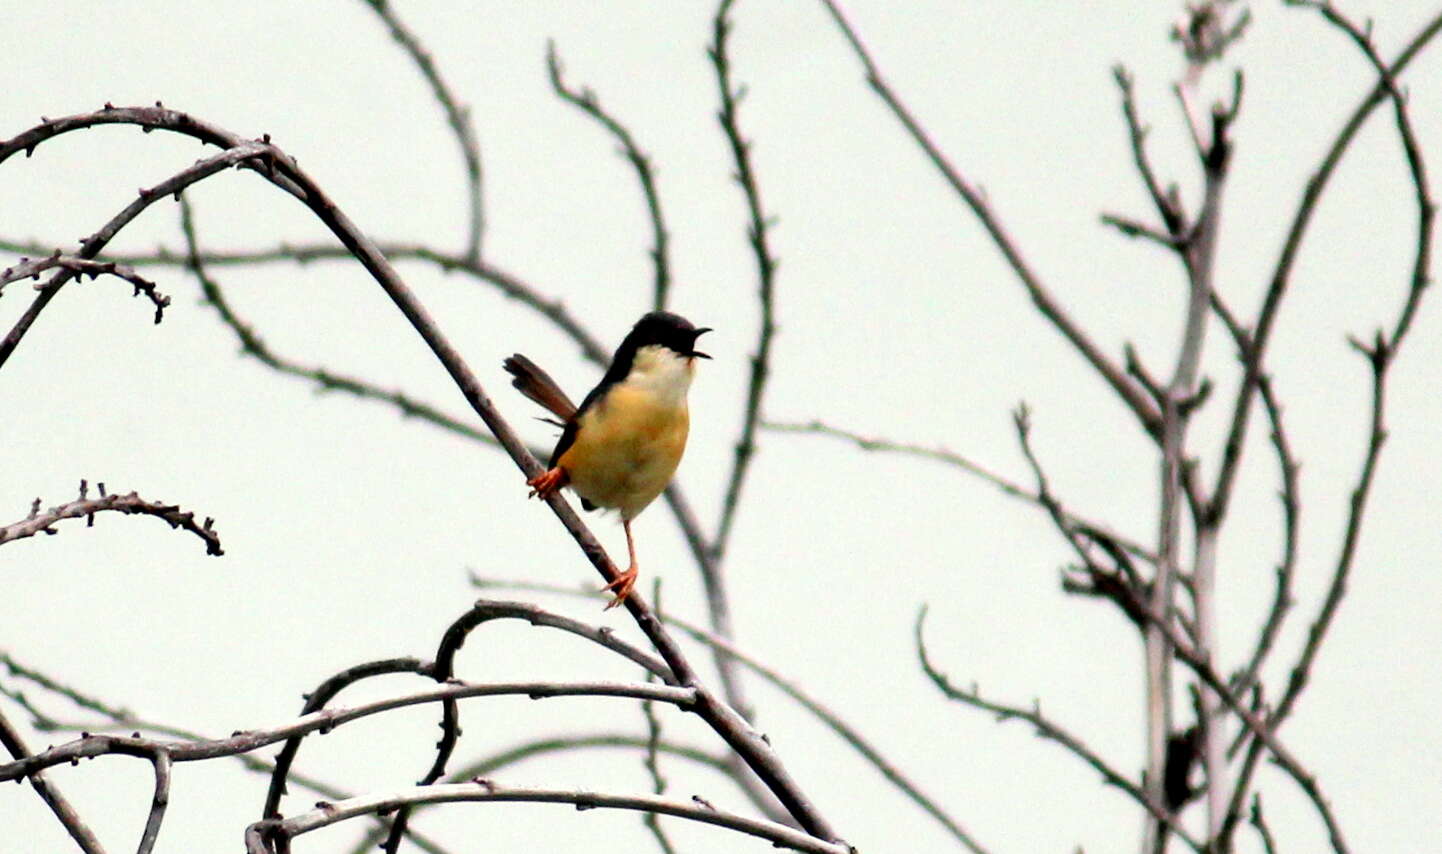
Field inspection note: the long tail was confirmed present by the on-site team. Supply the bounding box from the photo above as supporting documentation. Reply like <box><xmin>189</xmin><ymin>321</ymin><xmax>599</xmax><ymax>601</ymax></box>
<box><xmin>503</xmin><ymin>354</ymin><xmax>577</xmax><ymax>421</ymax></box>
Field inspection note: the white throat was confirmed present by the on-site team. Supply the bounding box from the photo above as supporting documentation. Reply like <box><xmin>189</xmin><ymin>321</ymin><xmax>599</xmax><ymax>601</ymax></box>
<box><xmin>624</xmin><ymin>345</ymin><xmax>694</xmax><ymax>406</ymax></box>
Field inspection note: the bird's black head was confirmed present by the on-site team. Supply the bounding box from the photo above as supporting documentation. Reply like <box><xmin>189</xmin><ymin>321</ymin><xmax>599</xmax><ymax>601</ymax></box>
<box><xmin>624</xmin><ymin>311</ymin><xmax>712</xmax><ymax>360</ymax></box>
<box><xmin>601</xmin><ymin>311</ymin><xmax>712</xmax><ymax>385</ymax></box>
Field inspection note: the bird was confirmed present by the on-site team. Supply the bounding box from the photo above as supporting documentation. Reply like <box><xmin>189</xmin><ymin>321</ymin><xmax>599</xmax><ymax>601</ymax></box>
<box><xmin>504</xmin><ymin>311</ymin><xmax>711</xmax><ymax>609</ymax></box>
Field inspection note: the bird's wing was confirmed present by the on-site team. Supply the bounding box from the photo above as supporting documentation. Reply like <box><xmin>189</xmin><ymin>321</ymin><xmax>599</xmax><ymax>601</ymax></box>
<box><xmin>503</xmin><ymin>354</ymin><xmax>578</xmax><ymax>421</ymax></box>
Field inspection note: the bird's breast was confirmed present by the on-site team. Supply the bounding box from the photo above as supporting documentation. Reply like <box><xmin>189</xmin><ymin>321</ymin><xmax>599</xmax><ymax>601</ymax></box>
<box><xmin>559</xmin><ymin>381</ymin><xmax>690</xmax><ymax>520</ymax></box>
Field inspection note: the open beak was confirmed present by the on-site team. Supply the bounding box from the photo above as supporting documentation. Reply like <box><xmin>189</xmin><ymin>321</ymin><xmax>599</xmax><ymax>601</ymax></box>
<box><xmin>691</xmin><ymin>327</ymin><xmax>713</xmax><ymax>359</ymax></box>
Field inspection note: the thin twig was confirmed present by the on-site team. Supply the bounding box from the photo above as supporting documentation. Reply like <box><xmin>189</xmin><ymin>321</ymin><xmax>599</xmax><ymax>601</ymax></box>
<box><xmin>709</xmin><ymin>0</ymin><xmax>781</xmax><ymax>565</ymax></box>
<box><xmin>1208</xmin><ymin>7</ymin><xmax>1442</xmax><ymax>522</ymax></box>
<box><xmin>0</xmin><ymin>136</ymin><xmax>271</xmax><ymax>368</ymax></box>
<box><xmin>815</xmin><ymin>0</ymin><xmax>1161</xmax><ymax>438</ymax></box>
<box><xmin>360</xmin><ymin>0</ymin><xmax>484</xmax><ymax>260</ymax></box>
<box><xmin>766</xmin><ymin>417</ymin><xmax>1156</xmax><ymax>565</ymax></box>
<box><xmin>1111</xmin><ymin>65</ymin><xmax>1186</xmax><ymax>236</ymax></box>
<box><xmin>915</xmin><ymin>608</ymin><xmax>1200</xmax><ymax>852</ymax></box>
<box><xmin>1249</xmin><ymin>793</ymin><xmax>1278</xmax><ymax>854</ymax></box>
<box><xmin>0</xmin><ymin>253</ymin><xmax>170</xmax><ymax>322</ymax></box>
<box><xmin>546</xmin><ymin>40</ymin><xmax>671</xmax><ymax>310</ymax></box>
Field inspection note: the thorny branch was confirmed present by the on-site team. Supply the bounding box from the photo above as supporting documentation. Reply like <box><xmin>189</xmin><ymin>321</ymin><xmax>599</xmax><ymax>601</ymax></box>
<box><xmin>0</xmin><ymin>252</ymin><xmax>170</xmax><ymax>323</ymax></box>
<box><xmin>0</xmin><ymin>480</ymin><xmax>223</xmax><ymax>556</ymax></box>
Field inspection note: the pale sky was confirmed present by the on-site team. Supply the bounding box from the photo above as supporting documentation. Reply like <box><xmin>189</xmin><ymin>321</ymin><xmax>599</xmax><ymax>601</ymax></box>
<box><xmin>3</xmin><ymin>2</ymin><xmax>1440</xmax><ymax>852</ymax></box>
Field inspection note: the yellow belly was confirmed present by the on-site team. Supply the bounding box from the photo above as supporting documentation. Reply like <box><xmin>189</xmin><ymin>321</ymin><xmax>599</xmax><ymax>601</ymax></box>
<box><xmin>558</xmin><ymin>384</ymin><xmax>689</xmax><ymax>520</ymax></box>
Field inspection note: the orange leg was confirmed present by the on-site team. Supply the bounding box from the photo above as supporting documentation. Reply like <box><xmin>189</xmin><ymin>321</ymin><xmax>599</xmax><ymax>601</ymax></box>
<box><xmin>601</xmin><ymin>518</ymin><xmax>640</xmax><ymax>610</ymax></box>
<box><xmin>526</xmin><ymin>466</ymin><xmax>568</xmax><ymax>499</ymax></box>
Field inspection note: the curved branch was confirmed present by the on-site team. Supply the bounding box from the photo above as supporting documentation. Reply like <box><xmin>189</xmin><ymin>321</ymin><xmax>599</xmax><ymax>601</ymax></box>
<box><xmin>917</xmin><ymin>607</ymin><xmax>1197</xmax><ymax>852</ymax></box>
<box><xmin>0</xmin><ymin>131</ymin><xmax>271</xmax><ymax>368</ymax></box>
<box><xmin>248</xmin><ymin>782</ymin><xmax>853</xmax><ymax>854</ymax></box>
<box><xmin>378</xmin><ymin>599</ymin><xmax>676</xmax><ymax>849</ymax></box>
<box><xmin>0</xmin><ymin>482</ymin><xmax>223</xmax><ymax>556</ymax></box>
<box><xmin>546</xmin><ymin>40</ymin><xmax>671</xmax><ymax>309</ymax></box>
<box><xmin>359</xmin><ymin>0</ymin><xmax>484</xmax><ymax>260</ymax></box>
<box><xmin>0</xmin><ymin>253</ymin><xmax>170</xmax><ymax>322</ymax></box>
<box><xmin>710</xmin><ymin>0</ymin><xmax>781</xmax><ymax>563</ymax></box>
<box><xmin>262</xmin><ymin>657</ymin><xmax>432</xmax><ymax>818</ymax></box>
<box><xmin>1</xmin><ymin>679</ymin><xmax>699</xmax><ymax>783</ymax></box>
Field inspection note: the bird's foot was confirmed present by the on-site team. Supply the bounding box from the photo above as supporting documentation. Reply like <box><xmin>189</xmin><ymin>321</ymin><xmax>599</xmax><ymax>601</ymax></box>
<box><xmin>526</xmin><ymin>467</ymin><xmax>568</xmax><ymax>500</ymax></box>
<box><xmin>601</xmin><ymin>565</ymin><xmax>638</xmax><ymax>610</ymax></box>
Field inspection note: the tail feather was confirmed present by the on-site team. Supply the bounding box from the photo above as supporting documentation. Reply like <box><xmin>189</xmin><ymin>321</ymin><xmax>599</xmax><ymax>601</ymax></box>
<box><xmin>503</xmin><ymin>354</ymin><xmax>578</xmax><ymax>421</ymax></box>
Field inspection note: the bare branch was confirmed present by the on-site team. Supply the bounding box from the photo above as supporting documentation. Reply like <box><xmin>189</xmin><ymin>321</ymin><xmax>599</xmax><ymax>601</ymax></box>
<box><xmin>1100</xmin><ymin>213</ymin><xmax>1184</xmax><ymax>249</ymax></box>
<box><xmin>248</xmin><ymin>782</ymin><xmax>854</xmax><ymax>854</ymax></box>
<box><xmin>359</xmin><ymin>0</ymin><xmax>484</xmax><ymax>260</ymax></box>
<box><xmin>1220</xmin><ymin>7</ymin><xmax>1439</xmax><ymax>848</ymax></box>
<box><xmin>1</xmin><ymin>253</ymin><xmax>170</xmax><ymax>322</ymax></box>
<box><xmin>764</xmin><ymin>418</ymin><xmax>1157</xmax><ymax>566</ymax></box>
<box><xmin>0</xmin><ymin>481</ymin><xmax>223</xmax><ymax>556</ymax></box>
<box><xmin>472</xmin><ymin>572</ymin><xmax>989</xmax><ymax>853</ymax></box>
<box><xmin>710</xmin><ymin>0</ymin><xmax>782</xmax><ymax>562</ymax></box>
<box><xmin>815</xmin><ymin>0</ymin><xmax>1162</xmax><ymax>438</ymax></box>
<box><xmin>0</xmin><ymin>106</ymin><xmax>838</xmax><ymax>838</ymax></box>
<box><xmin>915</xmin><ymin>607</ymin><xmax>1199</xmax><ymax>852</ymax></box>
<box><xmin>0</xmin><ymin>653</ymin><xmax>451</xmax><ymax>853</ymax></box>
<box><xmin>137</xmin><ymin>749</ymin><xmax>171</xmax><ymax>854</ymax></box>
<box><xmin>1249</xmin><ymin>793</ymin><xmax>1278</xmax><ymax>854</ymax></box>
<box><xmin>0</xmin><ymin>132</ymin><xmax>272</xmax><ymax>368</ymax></box>
<box><xmin>1208</xmin><ymin>8</ymin><xmax>1442</xmax><ymax>521</ymax></box>
<box><xmin>0</xmin><ymin>679</ymin><xmax>700</xmax><ymax>783</ymax></box>
<box><xmin>640</xmin><ymin>671</ymin><xmax>678</xmax><ymax>854</ymax></box>
<box><xmin>1111</xmin><ymin>65</ymin><xmax>1186</xmax><ymax>236</ymax></box>
<box><xmin>348</xmin><ymin>732</ymin><xmax>737</xmax><ymax>854</ymax></box>
<box><xmin>175</xmin><ymin>198</ymin><xmax>501</xmax><ymax>451</ymax></box>
<box><xmin>377</xmin><ymin>599</ymin><xmax>677</xmax><ymax>850</ymax></box>
<box><xmin>0</xmin><ymin>706</ymin><xmax>106</xmax><ymax>854</ymax></box>
<box><xmin>546</xmin><ymin>40</ymin><xmax>671</xmax><ymax>310</ymax></box>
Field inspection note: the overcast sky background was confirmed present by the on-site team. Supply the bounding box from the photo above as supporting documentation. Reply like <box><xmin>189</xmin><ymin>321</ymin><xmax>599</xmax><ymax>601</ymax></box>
<box><xmin>3</xmin><ymin>2</ymin><xmax>1440</xmax><ymax>852</ymax></box>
